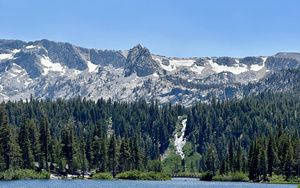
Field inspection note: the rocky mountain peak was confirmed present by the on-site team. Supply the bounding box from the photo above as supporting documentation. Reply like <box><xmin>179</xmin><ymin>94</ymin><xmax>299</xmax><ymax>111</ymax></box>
<box><xmin>124</xmin><ymin>44</ymin><xmax>159</xmax><ymax>77</ymax></box>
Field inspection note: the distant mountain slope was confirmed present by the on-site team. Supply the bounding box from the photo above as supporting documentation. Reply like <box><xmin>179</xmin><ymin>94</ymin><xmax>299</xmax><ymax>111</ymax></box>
<box><xmin>0</xmin><ymin>39</ymin><xmax>299</xmax><ymax>105</ymax></box>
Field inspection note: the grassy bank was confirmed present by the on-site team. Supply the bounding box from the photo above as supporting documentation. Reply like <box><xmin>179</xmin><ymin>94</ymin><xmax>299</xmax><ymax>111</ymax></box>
<box><xmin>212</xmin><ymin>172</ymin><xmax>249</xmax><ymax>182</ymax></box>
<box><xmin>91</xmin><ymin>172</ymin><xmax>113</xmax><ymax>180</ymax></box>
<box><xmin>269</xmin><ymin>175</ymin><xmax>300</xmax><ymax>184</ymax></box>
<box><xmin>115</xmin><ymin>171</ymin><xmax>171</xmax><ymax>180</ymax></box>
<box><xmin>0</xmin><ymin>169</ymin><xmax>50</xmax><ymax>180</ymax></box>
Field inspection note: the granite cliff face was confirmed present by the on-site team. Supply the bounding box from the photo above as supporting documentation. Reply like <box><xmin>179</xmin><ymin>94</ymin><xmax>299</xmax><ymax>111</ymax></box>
<box><xmin>0</xmin><ymin>39</ymin><xmax>299</xmax><ymax>106</ymax></box>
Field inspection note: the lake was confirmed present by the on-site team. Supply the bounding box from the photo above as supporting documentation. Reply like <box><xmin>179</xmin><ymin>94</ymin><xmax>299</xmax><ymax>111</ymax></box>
<box><xmin>0</xmin><ymin>178</ymin><xmax>296</xmax><ymax>188</ymax></box>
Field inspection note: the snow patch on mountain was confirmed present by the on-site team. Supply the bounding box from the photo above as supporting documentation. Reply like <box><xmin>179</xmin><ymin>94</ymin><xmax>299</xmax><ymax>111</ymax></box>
<box><xmin>40</xmin><ymin>56</ymin><xmax>65</xmax><ymax>75</ymax></box>
<box><xmin>169</xmin><ymin>59</ymin><xmax>195</xmax><ymax>67</ymax></box>
<box><xmin>152</xmin><ymin>72</ymin><xmax>159</xmax><ymax>78</ymax></box>
<box><xmin>190</xmin><ymin>65</ymin><xmax>205</xmax><ymax>74</ymax></box>
<box><xmin>0</xmin><ymin>49</ymin><xmax>21</xmax><ymax>61</ymax></box>
<box><xmin>251</xmin><ymin>64</ymin><xmax>264</xmax><ymax>71</ymax></box>
<box><xmin>250</xmin><ymin>57</ymin><xmax>268</xmax><ymax>71</ymax></box>
<box><xmin>209</xmin><ymin>59</ymin><xmax>248</xmax><ymax>74</ymax></box>
<box><xmin>86</xmin><ymin>60</ymin><xmax>98</xmax><ymax>73</ymax></box>
<box><xmin>0</xmin><ymin>53</ymin><xmax>13</xmax><ymax>61</ymax></box>
<box><xmin>12</xmin><ymin>49</ymin><xmax>21</xmax><ymax>53</ymax></box>
<box><xmin>25</xmin><ymin>45</ymin><xmax>36</xmax><ymax>49</ymax></box>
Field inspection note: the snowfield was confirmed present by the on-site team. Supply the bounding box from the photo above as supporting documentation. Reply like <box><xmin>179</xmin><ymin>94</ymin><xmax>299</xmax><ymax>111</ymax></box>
<box><xmin>0</xmin><ymin>53</ymin><xmax>13</xmax><ymax>61</ymax></box>
<box><xmin>25</xmin><ymin>45</ymin><xmax>36</xmax><ymax>49</ymax></box>
<box><xmin>209</xmin><ymin>59</ymin><xmax>248</xmax><ymax>75</ymax></box>
<box><xmin>40</xmin><ymin>56</ymin><xmax>65</xmax><ymax>75</ymax></box>
<box><xmin>86</xmin><ymin>60</ymin><xmax>98</xmax><ymax>73</ymax></box>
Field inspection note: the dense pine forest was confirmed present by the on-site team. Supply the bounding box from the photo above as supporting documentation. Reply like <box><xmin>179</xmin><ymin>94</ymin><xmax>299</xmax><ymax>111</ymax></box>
<box><xmin>0</xmin><ymin>92</ymin><xmax>300</xmax><ymax>182</ymax></box>
<box><xmin>185</xmin><ymin>92</ymin><xmax>300</xmax><ymax>181</ymax></box>
<box><xmin>0</xmin><ymin>97</ymin><xmax>183</xmax><ymax>178</ymax></box>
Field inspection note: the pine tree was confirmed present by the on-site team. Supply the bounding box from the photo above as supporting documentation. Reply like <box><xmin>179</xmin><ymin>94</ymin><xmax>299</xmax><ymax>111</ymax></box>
<box><xmin>228</xmin><ymin>140</ymin><xmax>234</xmax><ymax>172</ymax></box>
<box><xmin>284</xmin><ymin>138</ymin><xmax>293</xmax><ymax>180</ymax></box>
<box><xmin>78</xmin><ymin>139</ymin><xmax>88</xmax><ymax>172</ymax></box>
<box><xmin>118</xmin><ymin>137</ymin><xmax>130</xmax><ymax>172</ymax></box>
<box><xmin>204</xmin><ymin>144</ymin><xmax>218</xmax><ymax>175</ymax></box>
<box><xmin>235</xmin><ymin>143</ymin><xmax>242</xmax><ymax>172</ymax></box>
<box><xmin>0</xmin><ymin>107</ymin><xmax>21</xmax><ymax>170</ymax></box>
<box><xmin>295</xmin><ymin>138</ymin><xmax>300</xmax><ymax>176</ymax></box>
<box><xmin>91</xmin><ymin>133</ymin><xmax>101</xmax><ymax>170</ymax></box>
<box><xmin>258</xmin><ymin>146</ymin><xmax>267</xmax><ymax>181</ymax></box>
<box><xmin>39</xmin><ymin>116</ymin><xmax>51</xmax><ymax>171</ymax></box>
<box><xmin>108</xmin><ymin>134</ymin><xmax>117</xmax><ymax>176</ymax></box>
<box><xmin>248</xmin><ymin>141</ymin><xmax>259</xmax><ymax>181</ymax></box>
<box><xmin>99</xmin><ymin>139</ymin><xmax>107</xmax><ymax>172</ymax></box>
<box><xmin>19</xmin><ymin>119</ymin><xmax>35</xmax><ymax>169</ymax></box>
<box><xmin>27</xmin><ymin>120</ymin><xmax>40</xmax><ymax>165</ymax></box>
<box><xmin>267</xmin><ymin>137</ymin><xmax>275</xmax><ymax>176</ymax></box>
<box><xmin>220</xmin><ymin>158</ymin><xmax>227</xmax><ymax>175</ymax></box>
<box><xmin>130</xmin><ymin>136</ymin><xmax>141</xmax><ymax>170</ymax></box>
<box><xmin>61</xmin><ymin>120</ymin><xmax>76</xmax><ymax>173</ymax></box>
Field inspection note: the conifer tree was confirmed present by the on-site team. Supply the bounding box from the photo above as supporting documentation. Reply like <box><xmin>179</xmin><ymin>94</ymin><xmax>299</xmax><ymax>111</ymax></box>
<box><xmin>0</xmin><ymin>107</ymin><xmax>21</xmax><ymax>170</ymax></box>
<box><xmin>108</xmin><ymin>134</ymin><xmax>117</xmax><ymax>176</ymax></box>
<box><xmin>19</xmin><ymin>119</ymin><xmax>35</xmax><ymax>169</ymax></box>
<box><xmin>27</xmin><ymin>120</ymin><xmax>40</xmax><ymax>164</ymax></box>
<box><xmin>39</xmin><ymin>116</ymin><xmax>51</xmax><ymax>171</ymax></box>
<box><xmin>267</xmin><ymin>137</ymin><xmax>275</xmax><ymax>176</ymax></box>
<box><xmin>258</xmin><ymin>146</ymin><xmax>267</xmax><ymax>181</ymax></box>
<box><xmin>284</xmin><ymin>138</ymin><xmax>293</xmax><ymax>180</ymax></box>
<box><xmin>61</xmin><ymin>120</ymin><xmax>76</xmax><ymax>173</ymax></box>
<box><xmin>248</xmin><ymin>141</ymin><xmax>259</xmax><ymax>181</ymax></box>
<box><xmin>118</xmin><ymin>137</ymin><xmax>130</xmax><ymax>172</ymax></box>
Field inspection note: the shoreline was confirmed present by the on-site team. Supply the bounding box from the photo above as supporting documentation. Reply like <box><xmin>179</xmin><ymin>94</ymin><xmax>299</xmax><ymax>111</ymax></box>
<box><xmin>46</xmin><ymin>174</ymin><xmax>299</xmax><ymax>185</ymax></box>
<box><xmin>2</xmin><ymin>177</ymin><xmax>298</xmax><ymax>185</ymax></box>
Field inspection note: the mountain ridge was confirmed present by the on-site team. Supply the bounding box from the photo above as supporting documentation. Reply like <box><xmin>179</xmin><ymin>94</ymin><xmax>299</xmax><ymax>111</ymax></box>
<box><xmin>0</xmin><ymin>39</ymin><xmax>300</xmax><ymax>105</ymax></box>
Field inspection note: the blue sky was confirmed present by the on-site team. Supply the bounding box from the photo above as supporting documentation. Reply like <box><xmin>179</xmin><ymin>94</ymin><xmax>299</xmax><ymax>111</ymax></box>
<box><xmin>0</xmin><ymin>0</ymin><xmax>299</xmax><ymax>57</ymax></box>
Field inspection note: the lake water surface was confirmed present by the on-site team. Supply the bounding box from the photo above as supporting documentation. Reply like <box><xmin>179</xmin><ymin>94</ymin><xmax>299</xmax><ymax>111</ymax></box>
<box><xmin>0</xmin><ymin>178</ymin><xmax>296</xmax><ymax>188</ymax></box>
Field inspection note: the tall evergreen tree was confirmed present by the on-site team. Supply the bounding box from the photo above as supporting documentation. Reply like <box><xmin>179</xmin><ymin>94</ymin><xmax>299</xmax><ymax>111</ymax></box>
<box><xmin>108</xmin><ymin>134</ymin><xmax>117</xmax><ymax>176</ymax></box>
<box><xmin>204</xmin><ymin>144</ymin><xmax>218</xmax><ymax>175</ymax></box>
<box><xmin>61</xmin><ymin>120</ymin><xmax>76</xmax><ymax>173</ymax></box>
<box><xmin>248</xmin><ymin>141</ymin><xmax>259</xmax><ymax>181</ymax></box>
<box><xmin>0</xmin><ymin>106</ymin><xmax>21</xmax><ymax>170</ymax></box>
<box><xmin>258</xmin><ymin>146</ymin><xmax>267</xmax><ymax>181</ymax></box>
<box><xmin>39</xmin><ymin>116</ymin><xmax>51</xmax><ymax>171</ymax></box>
<box><xmin>284</xmin><ymin>138</ymin><xmax>293</xmax><ymax>180</ymax></box>
<box><xmin>267</xmin><ymin>137</ymin><xmax>275</xmax><ymax>176</ymax></box>
<box><xmin>118</xmin><ymin>137</ymin><xmax>130</xmax><ymax>172</ymax></box>
<box><xmin>27</xmin><ymin>120</ymin><xmax>41</xmax><ymax>164</ymax></box>
<box><xmin>19</xmin><ymin>119</ymin><xmax>34</xmax><ymax>169</ymax></box>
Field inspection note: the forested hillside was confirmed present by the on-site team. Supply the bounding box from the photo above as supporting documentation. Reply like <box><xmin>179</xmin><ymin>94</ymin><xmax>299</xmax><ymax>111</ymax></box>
<box><xmin>185</xmin><ymin>92</ymin><xmax>300</xmax><ymax>181</ymax></box>
<box><xmin>0</xmin><ymin>92</ymin><xmax>300</xmax><ymax>181</ymax></box>
<box><xmin>0</xmin><ymin>97</ymin><xmax>183</xmax><ymax>176</ymax></box>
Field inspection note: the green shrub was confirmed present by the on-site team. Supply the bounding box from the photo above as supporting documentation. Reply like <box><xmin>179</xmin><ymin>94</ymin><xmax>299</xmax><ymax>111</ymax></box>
<box><xmin>0</xmin><ymin>169</ymin><xmax>50</xmax><ymax>180</ymax></box>
<box><xmin>212</xmin><ymin>172</ymin><xmax>249</xmax><ymax>182</ymax></box>
<box><xmin>92</xmin><ymin>172</ymin><xmax>113</xmax><ymax>180</ymax></box>
<box><xmin>116</xmin><ymin>171</ymin><xmax>170</xmax><ymax>180</ymax></box>
<box><xmin>270</xmin><ymin>175</ymin><xmax>300</xmax><ymax>184</ymax></box>
<box><xmin>268</xmin><ymin>175</ymin><xmax>286</xmax><ymax>183</ymax></box>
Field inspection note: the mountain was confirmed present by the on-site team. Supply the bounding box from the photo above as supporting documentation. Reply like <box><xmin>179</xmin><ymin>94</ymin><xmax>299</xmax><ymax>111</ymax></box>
<box><xmin>0</xmin><ymin>39</ymin><xmax>300</xmax><ymax>105</ymax></box>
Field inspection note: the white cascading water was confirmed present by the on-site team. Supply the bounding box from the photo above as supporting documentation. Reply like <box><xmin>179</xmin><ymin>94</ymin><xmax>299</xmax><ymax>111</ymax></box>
<box><xmin>174</xmin><ymin>119</ymin><xmax>187</xmax><ymax>159</ymax></box>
